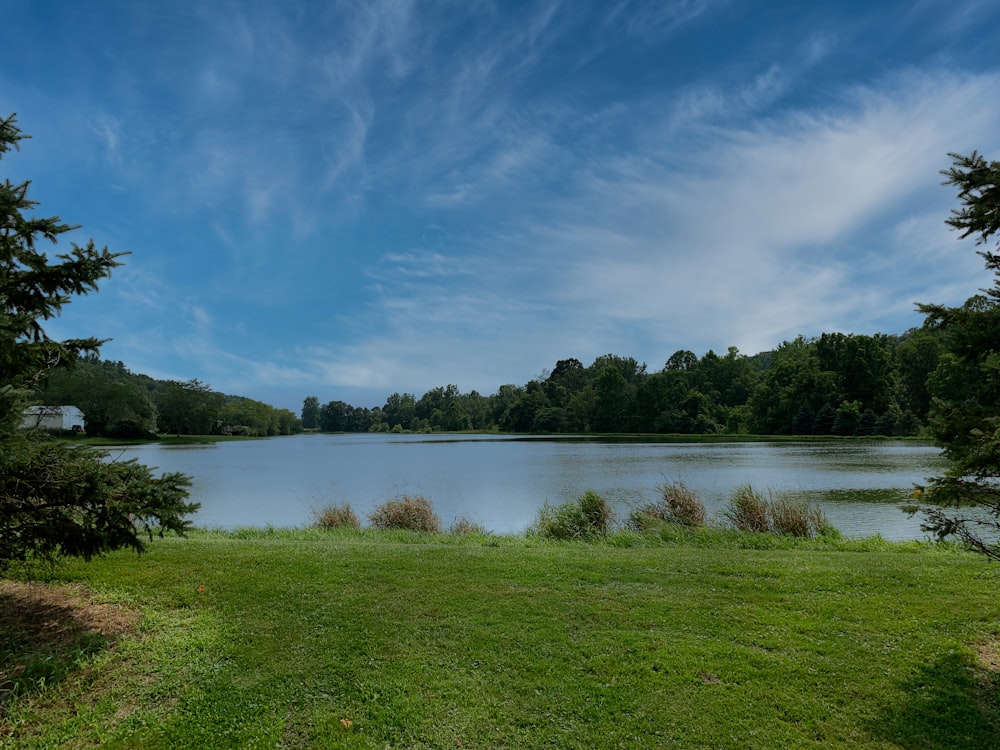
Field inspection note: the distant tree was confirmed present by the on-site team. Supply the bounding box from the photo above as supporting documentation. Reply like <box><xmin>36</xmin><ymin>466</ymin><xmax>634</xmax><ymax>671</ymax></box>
<box><xmin>917</xmin><ymin>151</ymin><xmax>1000</xmax><ymax>559</ymax></box>
<box><xmin>0</xmin><ymin>113</ymin><xmax>196</xmax><ymax>569</ymax></box>
<box><xmin>832</xmin><ymin>400</ymin><xmax>862</xmax><ymax>436</ymax></box>
<box><xmin>501</xmin><ymin>381</ymin><xmax>549</xmax><ymax>432</ymax></box>
<box><xmin>548</xmin><ymin>357</ymin><xmax>586</xmax><ymax>392</ymax></box>
<box><xmin>383</xmin><ymin>392</ymin><xmax>417</xmax><ymax>431</ymax></box>
<box><xmin>39</xmin><ymin>361</ymin><xmax>158</xmax><ymax>437</ymax></box>
<box><xmin>665</xmin><ymin>350</ymin><xmax>697</xmax><ymax>372</ymax></box>
<box><xmin>694</xmin><ymin>347</ymin><xmax>759</xmax><ymax>432</ymax></box>
<box><xmin>792</xmin><ymin>402</ymin><xmax>816</xmax><ymax>435</ymax></box>
<box><xmin>812</xmin><ymin>403</ymin><xmax>837</xmax><ymax>435</ymax></box>
<box><xmin>815</xmin><ymin>333</ymin><xmax>895</xmax><ymax>414</ymax></box>
<box><xmin>855</xmin><ymin>408</ymin><xmax>878</xmax><ymax>436</ymax></box>
<box><xmin>895</xmin><ymin>328</ymin><xmax>944</xmax><ymax>422</ymax></box>
<box><xmin>874</xmin><ymin>406</ymin><xmax>901</xmax><ymax>437</ymax></box>
<box><xmin>592</xmin><ymin>365</ymin><xmax>631</xmax><ymax>432</ymax></box>
<box><xmin>301</xmin><ymin>395</ymin><xmax>320</xmax><ymax>429</ymax></box>
<box><xmin>461</xmin><ymin>390</ymin><xmax>492</xmax><ymax>430</ymax></box>
<box><xmin>491</xmin><ymin>384</ymin><xmax>524</xmax><ymax>427</ymax></box>
<box><xmin>275</xmin><ymin>408</ymin><xmax>301</xmax><ymax>435</ymax></box>
<box><xmin>319</xmin><ymin>399</ymin><xmax>351</xmax><ymax>432</ymax></box>
<box><xmin>220</xmin><ymin>397</ymin><xmax>277</xmax><ymax>436</ymax></box>
<box><xmin>154</xmin><ymin>379</ymin><xmax>224</xmax><ymax>435</ymax></box>
<box><xmin>748</xmin><ymin>338</ymin><xmax>836</xmax><ymax>434</ymax></box>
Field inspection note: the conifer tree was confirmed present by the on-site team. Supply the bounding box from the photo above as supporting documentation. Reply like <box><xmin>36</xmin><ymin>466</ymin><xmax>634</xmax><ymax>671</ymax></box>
<box><xmin>0</xmin><ymin>114</ymin><xmax>197</xmax><ymax>569</ymax></box>
<box><xmin>918</xmin><ymin>151</ymin><xmax>1000</xmax><ymax>559</ymax></box>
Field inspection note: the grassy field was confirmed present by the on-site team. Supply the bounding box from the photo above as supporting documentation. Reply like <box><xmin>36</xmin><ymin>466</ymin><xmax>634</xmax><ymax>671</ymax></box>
<box><xmin>2</xmin><ymin>528</ymin><xmax>999</xmax><ymax>749</ymax></box>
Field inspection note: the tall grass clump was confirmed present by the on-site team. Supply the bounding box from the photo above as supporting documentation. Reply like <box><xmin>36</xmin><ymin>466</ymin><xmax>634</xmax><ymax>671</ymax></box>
<box><xmin>368</xmin><ymin>495</ymin><xmax>442</xmax><ymax>533</ymax></box>
<box><xmin>723</xmin><ymin>484</ymin><xmax>771</xmax><ymax>533</ymax></box>
<box><xmin>628</xmin><ymin>481</ymin><xmax>706</xmax><ymax>530</ymax></box>
<box><xmin>770</xmin><ymin>499</ymin><xmax>832</xmax><ymax>537</ymax></box>
<box><xmin>312</xmin><ymin>503</ymin><xmax>361</xmax><ymax>530</ymax></box>
<box><xmin>533</xmin><ymin>490</ymin><xmax>614</xmax><ymax>540</ymax></box>
<box><xmin>723</xmin><ymin>484</ymin><xmax>832</xmax><ymax>538</ymax></box>
<box><xmin>449</xmin><ymin>516</ymin><xmax>487</xmax><ymax>536</ymax></box>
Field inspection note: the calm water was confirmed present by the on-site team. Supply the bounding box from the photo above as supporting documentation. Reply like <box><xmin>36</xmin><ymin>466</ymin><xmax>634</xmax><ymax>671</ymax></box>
<box><xmin>109</xmin><ymin>434</ymin><xmax>947</xmax><ymax>540</ymax></box>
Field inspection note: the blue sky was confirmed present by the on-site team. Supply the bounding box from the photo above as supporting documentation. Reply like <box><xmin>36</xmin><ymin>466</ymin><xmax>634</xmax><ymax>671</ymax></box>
<box><xmin>3</xmin><ymin>1</ymin><xmax>1000</xmax><ymax>412</ymax></box>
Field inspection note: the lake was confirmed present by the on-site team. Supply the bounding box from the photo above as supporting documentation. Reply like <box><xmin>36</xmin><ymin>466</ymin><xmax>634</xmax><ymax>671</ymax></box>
<box><xmin>109</xmin><ymin>434</ymin><xmax>947</xmax><ymax>540</ymax></box>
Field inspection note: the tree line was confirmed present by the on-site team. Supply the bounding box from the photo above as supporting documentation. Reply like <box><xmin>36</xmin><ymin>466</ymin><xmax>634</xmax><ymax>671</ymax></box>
<box><xmin>36</xmin><ymin>354</ymin><xmax>301</xmax><ymax>437</ymax></box>
<box><xmin>301</xmin><ymin>327</ymin><xmax>944</xmax><ymax>437</ymax></box>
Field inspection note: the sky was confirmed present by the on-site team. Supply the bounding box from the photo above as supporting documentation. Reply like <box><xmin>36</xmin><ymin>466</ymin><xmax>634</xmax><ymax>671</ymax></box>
<box><xmin>3</xmin><ymin>0</ymin><xmax>1000</xmax><ymax>412</ymax></box>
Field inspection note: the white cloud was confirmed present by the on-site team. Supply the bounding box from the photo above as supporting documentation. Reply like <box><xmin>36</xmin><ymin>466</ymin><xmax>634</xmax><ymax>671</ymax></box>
<box><xmin>502</xmin><ymin>69</ymin><xmax>1000</xmax><ymax>351</ymax></box>
<box><xmin>89</xmin><ymin>113</ymin><xmax>121</xmax><ymax>163</ymax></box>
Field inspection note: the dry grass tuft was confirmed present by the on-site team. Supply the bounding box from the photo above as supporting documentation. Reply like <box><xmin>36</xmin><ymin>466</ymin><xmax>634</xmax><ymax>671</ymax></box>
<box><xmin>629</xmin><ymin>482</ymin><xmax>706</xmax><ymax>530</ymax></box>
<box><xmin>449</xmin><ymin>516</ymin><xmax>487</xmax><ymax>535</ymax></box>
<box><xmin>723</xmin><ymin>485</ymin><xmax>831</xmax><ymax>538</ymax></box>
<box><xmin>312</xmin><ymin>503</ymin><xmax>361</xmax><ymax>530</ymax></box>
<box><xmin>534</xmin><ymin>491</ymin><xmax>614</xmax><ymax>540</ymax></box>
<box><xmin>368</xmin><ymin>495</ymin><xmax>442</xmax><ymax>532</ymax></box>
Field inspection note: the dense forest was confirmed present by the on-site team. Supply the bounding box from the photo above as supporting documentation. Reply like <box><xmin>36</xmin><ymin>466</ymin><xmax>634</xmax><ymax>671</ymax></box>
<box><xmin>35</xmin><ymin>354</ymin><xmax>301</xmax><ymax>438</ymax></box>
<box><xmin>302</xmin><ymin>326</ymin><xmax>948</xmax><ymax>437</ymax></box>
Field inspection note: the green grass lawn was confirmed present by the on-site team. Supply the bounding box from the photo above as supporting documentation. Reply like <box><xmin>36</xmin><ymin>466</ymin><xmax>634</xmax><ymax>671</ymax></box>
<box><xmin>2</xmin><ymin>529</ymin><xmax>999</xmax><ymax>749</ymax></box>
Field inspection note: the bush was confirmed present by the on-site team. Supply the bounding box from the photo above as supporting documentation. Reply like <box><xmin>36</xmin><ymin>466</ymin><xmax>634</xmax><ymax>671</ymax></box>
<box><xmin>723</xmin><ymin>484</ymin><xmax>832</xmax><ymax>538</ymax></box>
<box><xmin>368</xmin><ymin>496</ymin><xmax>441</xmax><ymax>533</ymax></box>
<box><xmin>723</xmin><ymin>484</ymin><xmax>771</xmax><ymax>533</ymax></box>
<box><xmin>533</xmin><ymin>490</ymin><xmax>614</xmax><ymax>540</ymax></box>
<box><xmin>769</xmin><ymin>499</ymin><xmax>830</xmax><ymax>537</ymax></box>
<box><xmin>629</xmin><ymin>481</ymin><xmax>706</xmax><ymax>530</ymax></box>
<box><xmin>312</xmin><ymin>503</ymin><xmax>361</xmax><ymax>530</ymax></box>
<box><xmin>449</xmin><ymin>516</ymin><xmax>487</xmax><ymax>535</ymax></box>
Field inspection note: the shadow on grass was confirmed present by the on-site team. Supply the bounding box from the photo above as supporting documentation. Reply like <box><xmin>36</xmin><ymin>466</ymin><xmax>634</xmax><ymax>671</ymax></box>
<box><xmin>0</xmin><ymin>582</ymin><xmax>139</xmax><ymax>709</ymax></box>
<box><xmin>869</xmin><ymin>647</ymin><xmax>1000</xmax><ymax>749</ymax></box>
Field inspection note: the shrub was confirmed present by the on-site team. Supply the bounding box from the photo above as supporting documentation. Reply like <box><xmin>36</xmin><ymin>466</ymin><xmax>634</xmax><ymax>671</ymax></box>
<box><xmin>368</xmin><ymin>496</ymin><xmax>441</xmax><ymax>533</ymax></box>
<box><xmin>723</xmin><ymin>485</ymin><xmax>833</xmax><ymax>538</ymax></box>
<box><xmin>533</xmin><ymin>490</ymin><xmax>614</xmax><ymax>540</ymax></box>
<box><xmin>629</xmin><ymin>481</ymin><xmax>706</xmax><ymax>530</ymax></box>
<box><xmin>769</xmin><ymin>499</ymin><xmax>831</xmax><ymax>537</ymax></box>
<box><xmin>449</xmin><ymin>516</ymin><xmax>487</xmax><ymax>535</ymax></box>
<box><xmin>723</xmin><ymin>484</ymin><xmax>770</xmax><ymax>533</ymax></box>
<box><xmin>312</xmin><ymin>503</ymin><xmax>361</xmax><ymax>530</ymax></box>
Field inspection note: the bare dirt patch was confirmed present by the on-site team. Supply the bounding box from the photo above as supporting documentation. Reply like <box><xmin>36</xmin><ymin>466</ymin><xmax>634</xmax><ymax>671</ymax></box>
<box><xmin>976</xmin><ymin>637</ymin><xmax>1000</xmax><ymax>672</ymax></box>
<box><xmin>0</xmin><ymin>580</ymin><xmax>141</xmax><ymax>703</ymax></box>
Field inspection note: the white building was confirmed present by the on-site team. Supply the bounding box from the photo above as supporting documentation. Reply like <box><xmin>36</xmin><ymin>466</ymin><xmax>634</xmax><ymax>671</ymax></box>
<box><xmin>20</xmin><ymin>405</ymin><xmax>86</xmax><ymax>432</ymax></box>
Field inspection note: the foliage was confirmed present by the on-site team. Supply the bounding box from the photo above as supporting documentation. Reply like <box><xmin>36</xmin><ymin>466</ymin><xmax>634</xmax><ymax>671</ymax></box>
<box><xmin>723</xmin><ymin>485</ymin><xmax>831</xmax><ymax>538</ymax></box>
<box><xmin>532</xmin><ymin>490</ymin><xmax>614</xmax><ymax>540</ymax></box>
<box><xmin>0</xmin><ymin>439</ymin><xmax>197</xmax><ymax>569</ymax></box>
<box><xmin>312</xmin><ymin>503</ymin><xmax>361</xmax><ymax>530</ymax></box>
<box><xmin>367</xmin><ymin>495</ymin><xmax>441</xmax><ymax>532</ymax></box>
<box><xmin>153</xmin><ymin>379</ymin><xmax>224</xmax><ymax>435</ymax></box>
<box><xmin>217</xmin><ymin>395</ymin><xmax>299</xmax><ymax>437</ymax></box>
<box><xmin>0</xmin><ymin>113</ymin><xmax>198</xmax><ymax>569</ymax></box>
<box><xmin>448</xmin><ymin>516</ymin><xmax>488</xmax><ymax>535</ymax></box>
<box><xmin>917</xmin><ymin>151</ymin><xmax>1000</xmax><ymax>560</ymax></box>
<box><xmin>723</xmin><ymin>484</ymin><xmax>772</xmax><ymax>533</ymax></box>
<box><xmin>300</xmin><ymin>395</ymin><xmax>320</xmax><ymax>429</ymax></box>
<box><xmin>628</xmin><ymin>481</ymin><xmax>706</xmax><ymax>529</ymax></box>
<box><xmin>34</xmin><ymin>354</ymin><xmax>299</xmax><ymax>438</ymax></box>
<box><xmin>769</xmin><ymin>498</ymin><xmax>833</xmax><ymax>538</ymax></box>
<box><xmin>37</xmin><ymin>355</ymin><xmax>157</xmax><ymax>437</ymax></box>
<box><xmin>306</xmin><ymin>331</ymin><xmax>942</xmax><ymax>437</ymax></box>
